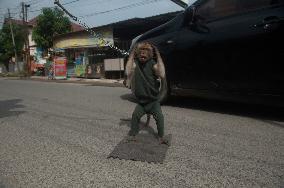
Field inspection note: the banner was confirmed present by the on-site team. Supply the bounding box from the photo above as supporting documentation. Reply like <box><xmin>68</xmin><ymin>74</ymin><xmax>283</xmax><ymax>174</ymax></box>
<box><xmin>75</xmin><ymin>65</ymin><xmax>86</xmax><ymax>77</ymax></box>
<box><xmin>53</xmin><ymin>30</ymin><xmax>114</xmax><ymax>49</ymax></box>
<box><xmin>54</xmin><ymin>57</ymin><xmax>67</xmax><ymax>79</ymax></box>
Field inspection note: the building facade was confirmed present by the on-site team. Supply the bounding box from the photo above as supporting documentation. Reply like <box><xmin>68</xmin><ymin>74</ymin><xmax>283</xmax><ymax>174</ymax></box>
<box><xmin>53</xmin><ymin>11</ymin><xmax>181</xmax><ymax>79</ymax></box>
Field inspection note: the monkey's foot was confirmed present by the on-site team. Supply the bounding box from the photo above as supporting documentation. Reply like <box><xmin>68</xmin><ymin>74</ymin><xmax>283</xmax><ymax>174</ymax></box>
<box><xmin>158</xmin><ymin>137</ymin><xmax>170</xmax><ymax>146</ymax></box>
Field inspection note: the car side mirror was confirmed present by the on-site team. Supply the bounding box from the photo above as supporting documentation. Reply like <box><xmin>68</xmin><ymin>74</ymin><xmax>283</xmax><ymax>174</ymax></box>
<box><xmin>185</xmin><ymin>6</ymin><xmax>210</xmax><ymax>33</ymax></box>
<box><xmin>184</xmin><ymin>6</ymin><xmax>196</xmax><ymax>27</ymax></box>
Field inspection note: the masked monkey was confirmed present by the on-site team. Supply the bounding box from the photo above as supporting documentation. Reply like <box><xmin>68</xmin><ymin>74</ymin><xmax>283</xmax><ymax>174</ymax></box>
<box><xmin>125</xmin><ymin>42</ymin><xmax>168</xmax><ymax>145</ymax></box>
<box><xmin>125</xmin><ymin>42</ymin><xmax>165</xmax><ymax>90</ymax></box>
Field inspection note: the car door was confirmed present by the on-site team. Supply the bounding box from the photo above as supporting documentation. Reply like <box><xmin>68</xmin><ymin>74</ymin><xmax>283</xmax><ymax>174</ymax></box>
<box><xmin>198</xmin><ymin>0</ymin><xmax>284</xmax><ymax>94</ymax></box>
<box><xmin>173</xmin><ymin>0</ymin><xmax>284</xmax><ymax>95</ymax></box>
<box><xmin>172</xmin><ymin>0</ymin><xmax>242</xmax><ymax>90</ymax></box>
<box><xmin>231</xmin><ymin>0</ymin><xmax>284</xmax><ymax>95</ymax></box>
<box><xmin>144</xmin><ymin>13</ymin><xmax>184</xmax><ymax>59</ymax></box>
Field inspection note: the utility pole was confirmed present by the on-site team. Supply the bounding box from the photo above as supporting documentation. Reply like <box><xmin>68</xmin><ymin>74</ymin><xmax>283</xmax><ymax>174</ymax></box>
<box><xmin>21</xmin><ymin>2</ymin><xmax>25</xmax><ymax>24</ymax></box>
<box><xmin>21</xmin><ymin>2</ymin><xmax>26</xmax><ymax>73</ymax></box>
<box><xmin>8</xmin><ymin>8</ymin><xmax>20</xmax><ymax>72</ymax></box>
<box><xmin>25</xmin><ymin>3</ymin><xmax>31</xmax><ymax>75</ymax></box>
<box><xmin>22</xmin><ymin>2</ymin><xmax>31</xmax><ymax>75</ymax></box>
<box><xmin>25</xmin><ymin>4</ymin><xmax>30</xmax><ymax>23</ymax></box>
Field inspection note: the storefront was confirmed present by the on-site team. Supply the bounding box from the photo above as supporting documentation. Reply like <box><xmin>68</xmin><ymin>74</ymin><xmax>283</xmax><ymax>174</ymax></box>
<box><xmin>53</xmin><ymin>27</ymin><xmax>120</xmax><ymax>78</ymax></box>
<box><xmin>53</xmin><ymin>11</ymin><xmax>181</xmax><ymax>79</ymax></box>
<box><xmin>63</xmin><ymin>46</ymin><xmax>122</xmax><ymax>78</ymax></box>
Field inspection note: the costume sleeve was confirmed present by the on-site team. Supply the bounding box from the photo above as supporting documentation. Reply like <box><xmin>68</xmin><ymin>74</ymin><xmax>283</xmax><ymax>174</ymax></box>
<box><xmin>153</xmin><ymin>47</ymin><xmax>165</xmax><ymax>79</ymax></box>
<box><xmin>125</xmin><ymin>47</ymin><xmax>136</xmax><ymax>89</ymax></box>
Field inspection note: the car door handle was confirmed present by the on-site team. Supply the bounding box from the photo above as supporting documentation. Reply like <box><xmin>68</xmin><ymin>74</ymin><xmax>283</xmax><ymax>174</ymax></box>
<box><xmin>254</xmin><ymin>16</ymin><xmax>283</xmax><ymax>29</ymax></box>
<box><xmin>166</xmin><ymin>40</ymin><xmax>175</xmax><ymax>44</ymax></box>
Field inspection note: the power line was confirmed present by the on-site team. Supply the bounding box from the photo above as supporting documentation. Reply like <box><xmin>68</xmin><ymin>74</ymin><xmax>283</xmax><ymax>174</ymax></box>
<box><xmin>25</xmin><ymin>0</ymin><xmax>43</xmax><ymax>4</ymax></box>
<box><xmin>0</xmin><ymin>12</ymin><xmax>17</xmax><ymax>16</ymax></box>
<box><xmin>62</xmin><ymin>0</ymin><xmax>114</xmax><ymax>10</ymax></box>
<box><xmin>58</xmin><ymin>0</ymin><xmax>115</xmax><ymax>18</ymax></box>
<box><xmin>62</xmin><ymin>0</ymin><xmax>80</xmax><ymax>5</ymax></box>
<box><xmin>10</xmin><ymin>6</ymin><xmax>21</xmax><ymax>10</ymax></box>
<box><xmin>54</xmin><ymin>0</ymin><xmax>129</xmax><ymax>55</ymax></box>
<box><xmin>28</xmin><ymin>0</ymin><xmax>51</xmax><ymax>10</ymax></box>
<box><xmin>80</xmin><ymin>0</ymin><xmax>164</xmax><ymax>18</ymax></box>
<box><xmin>29</xmin><ymin>6</ymin><xmax>56</xmax><ymax>13</ymax></box>
<box><xmin>27</xmin><ymin>1</ymin><xmax>41</xmax><ymax>8</ymax></box>
<box><xmin>29</xmin><ymin>8</ymin><xmax>43</xmax><ymax>13</ymax></box>
<box><xmin>0</xmin><ymin>3</ymin><xmax>23</xmax><ymax>26</ymax></box>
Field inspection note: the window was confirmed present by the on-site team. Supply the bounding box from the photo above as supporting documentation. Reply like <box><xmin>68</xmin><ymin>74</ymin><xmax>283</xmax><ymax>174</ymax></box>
<box><xmin>238</xmin><ymin>0</ymin><xmax>284</xmax><ymax>11</ymax></box>
<box><xmin>196</xmin><ymin>0</ymin><xmax>284</xmax><ymax>21</ymax></box>
<box><xmin>196</xmin><ymin>0</ymin><xmax>239</xmax><ymax>20</ymax></box>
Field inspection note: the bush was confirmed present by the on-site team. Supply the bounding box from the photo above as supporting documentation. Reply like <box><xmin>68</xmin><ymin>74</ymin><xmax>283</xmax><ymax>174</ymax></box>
<box><xmin>0</xmin><ymin>71</ymin><xmax>28</xmax><ymax>77</ymax></box>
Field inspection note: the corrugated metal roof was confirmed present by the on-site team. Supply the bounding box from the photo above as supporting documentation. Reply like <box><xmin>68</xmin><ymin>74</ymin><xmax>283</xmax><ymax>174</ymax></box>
<box><xmin>54</xmin><ymin>10</ymin><xmax>182</xmax><ymax>38</ymax></box>
<box><xmin>97</xmin><ymin>11</ymin><xmax>182</xmax><ymax>29</ymax></box>
<box><xmin>3</xmin><ymin>18</ymin><xmax>24</xmax><ymax>26</ymax></box>
<box><xmin>27</xmin><ymin>16</ymin><xmax>83</xmax><ymax>32</ymax></box>
<box><xmin>4</xmin><ymin>17</ymin><xmax>83</xmax><ymax>33</ymax></box>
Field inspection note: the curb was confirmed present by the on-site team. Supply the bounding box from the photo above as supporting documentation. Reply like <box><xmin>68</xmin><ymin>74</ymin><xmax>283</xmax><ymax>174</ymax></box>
<box><xmin>4</xmin><ymin>76</ymin><xmax>125</xmax><ymax>88</ymax></box>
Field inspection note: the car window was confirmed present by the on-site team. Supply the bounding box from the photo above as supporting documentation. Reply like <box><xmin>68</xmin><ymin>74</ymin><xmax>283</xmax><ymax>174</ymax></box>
<box><xmin>196</xmin><ymin>0</ymin><xmax>239</xmax><ymax>21</ymax></box>
<box><xmin>196</xmin><ymin>0</ymin><xmax>284</xmax><ymax>21</ymax></box>
<box><xmin>238</xmin><ymin>0</ymin><xmax>284</xmax><ymax>11</ymax></box>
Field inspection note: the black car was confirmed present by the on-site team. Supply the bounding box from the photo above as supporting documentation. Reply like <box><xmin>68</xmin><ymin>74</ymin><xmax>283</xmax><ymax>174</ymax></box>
<box><xmin>134</xmin><ymin>0</ymin><xmax>284</xmax><ymax>106</ymax></box>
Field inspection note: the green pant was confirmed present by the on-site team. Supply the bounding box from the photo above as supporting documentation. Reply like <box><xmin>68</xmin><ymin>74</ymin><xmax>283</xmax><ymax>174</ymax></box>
<box><xmin>130</xmin><ymin>101</ymin><xmax>164</xmax><ymax>137</ymax></box>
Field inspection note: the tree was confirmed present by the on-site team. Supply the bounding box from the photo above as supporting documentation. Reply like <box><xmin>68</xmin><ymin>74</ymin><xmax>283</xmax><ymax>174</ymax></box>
<box><xmin>32</xmin><ymin>7</ymin><xmax>71</xmax><ymax>52</ymax></box>
<box><xmin>0</xmin><ymin>23</ymin><xmax>25</xmax><ymax>69</ymax></box>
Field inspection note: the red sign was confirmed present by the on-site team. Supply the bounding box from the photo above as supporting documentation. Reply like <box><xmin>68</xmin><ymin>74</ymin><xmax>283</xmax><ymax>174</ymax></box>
<box><xmin>54</xmin><ymin>57</ymin><xmax>67</xmax><ymax>79</ymax></box>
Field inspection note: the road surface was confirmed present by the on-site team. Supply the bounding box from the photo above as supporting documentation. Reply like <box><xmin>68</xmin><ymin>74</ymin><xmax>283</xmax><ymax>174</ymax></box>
<box><xmin>0</xmin><ymin>78</ymin><xmax>283</xmax><ymax>187</ymax></box>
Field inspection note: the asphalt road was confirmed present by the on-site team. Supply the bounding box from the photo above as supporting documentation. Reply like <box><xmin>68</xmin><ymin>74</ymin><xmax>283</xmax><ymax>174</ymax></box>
<box><xmin>0</xmin><ymin>78</ymin><xmax>283</xmax><ymax>187</ymax></box>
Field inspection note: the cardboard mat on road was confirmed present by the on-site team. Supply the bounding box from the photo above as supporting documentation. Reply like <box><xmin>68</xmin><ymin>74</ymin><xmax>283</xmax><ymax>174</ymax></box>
<box><xmin>108</xmin><ymin>134</ymin><xmax>171</xmax><ymax>164</ymax></box>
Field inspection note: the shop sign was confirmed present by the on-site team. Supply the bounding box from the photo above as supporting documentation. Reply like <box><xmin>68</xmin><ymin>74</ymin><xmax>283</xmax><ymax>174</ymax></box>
<box><xmin>54</xmin><ymin>57</ymin><xmax>67</xmax><ymax>79</ymax></box>
<box><xmin>54</xmin><ymin>30</ymin><xmax>114</xmax><ymax>49</ymax></box>
<box><xmin>104</xmin><ymin>58</ymin><xmax>124</xmax><ymax>71</ymax></box>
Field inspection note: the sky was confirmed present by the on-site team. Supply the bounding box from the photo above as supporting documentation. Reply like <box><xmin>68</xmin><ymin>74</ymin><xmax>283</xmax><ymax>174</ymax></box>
<box><xmin>0</xmin><ymin>0</ymin><xmax>196</xmax><ymax>29</ymax></box>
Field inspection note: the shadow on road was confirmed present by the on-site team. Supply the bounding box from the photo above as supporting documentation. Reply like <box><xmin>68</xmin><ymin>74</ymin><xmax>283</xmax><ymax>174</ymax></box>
<box><xmin>120</xmin><ymin>93</ymin><xmax>138</xmax><ymax>103</ymax></box>
<box><xmin>120</xmin><ymin>93</ymin><xmax>284</xmax><ymax>126</ymax></box>
<box><xmin>0</xmin><ymin>181</ymin><xmax>6</xmax><ymax>188</ymax></box>
<box><xmin>119</xmin><ymin>118</ymin><xmax>158</xmax><ymax>137</ymax></box>
<box><xmin>167</xmin><ymin>96</ymin><xmax>284</xmax><ymax>126</ymax></box>
<box><xmin>0</xmin><ymin>99</ymin><xmax>25</xmax><ymax>118</ymax></box>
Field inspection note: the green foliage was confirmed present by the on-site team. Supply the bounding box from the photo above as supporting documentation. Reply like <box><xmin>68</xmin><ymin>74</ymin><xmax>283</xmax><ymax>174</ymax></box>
<box><xmin>0</xmin><ymin>23</ymin><xmax>25</xmax><ymax>67</ymax></box>
<box><xmin>32</xmin><ymin>7</ymin><xmax>71</xmax><ymax>51</ymax></box>
<box><xmin>0</xmin><ymin>71</ymin><xmax>28</xmax><ymax>77</ymax></box>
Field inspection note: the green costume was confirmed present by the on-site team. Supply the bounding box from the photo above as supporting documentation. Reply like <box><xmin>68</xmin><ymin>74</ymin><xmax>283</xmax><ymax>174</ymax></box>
<box><xmin>129</xmin><ymin>59</ymin><xmax>164</xmax><ymax>138</ymax></box>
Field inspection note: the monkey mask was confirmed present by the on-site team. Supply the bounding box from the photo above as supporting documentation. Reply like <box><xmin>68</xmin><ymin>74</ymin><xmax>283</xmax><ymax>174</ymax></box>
<box><xmin>125</xmin><ymin>42</ymin><xmax>166</xmax><ymax>92</ymax></box>
<box><xmin>136</xmin><ymin>42</ymin><xmax>154</xmax><ymax>63</ymax></box>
